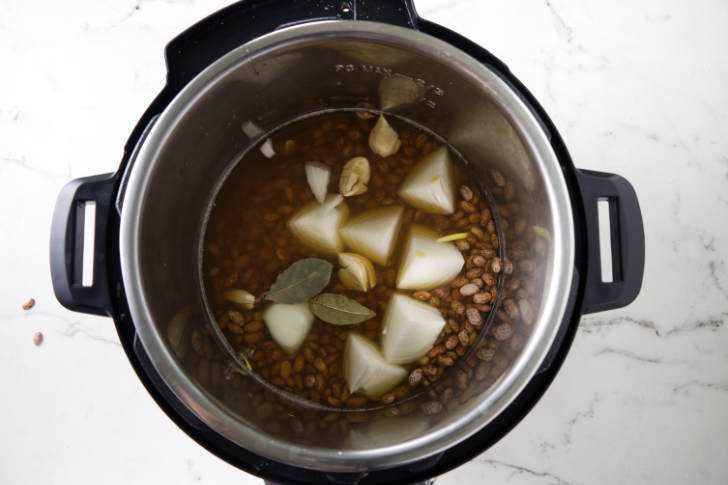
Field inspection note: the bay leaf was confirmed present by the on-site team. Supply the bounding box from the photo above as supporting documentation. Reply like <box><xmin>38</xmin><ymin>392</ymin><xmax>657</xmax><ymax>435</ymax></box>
<box><xmin>310</xmin><ymin>293</ymin><xmax>376</xmax><ymax>325</ymax></box>
<box><xmin>265</xmin><ymin>258</ymin><xmax>333</xmax><ymax>304</ymax></box>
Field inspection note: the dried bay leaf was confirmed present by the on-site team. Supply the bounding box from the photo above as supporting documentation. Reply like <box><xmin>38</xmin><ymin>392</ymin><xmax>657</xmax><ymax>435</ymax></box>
<box><xmin>310</xmin><ymin>293</ymin><xmax>375</xmax><ymax>325</ymax></box>
<box><xmin>266</xmin><ymin>258</ymin><xmax>333</xmax><ymax>304</ymax></box>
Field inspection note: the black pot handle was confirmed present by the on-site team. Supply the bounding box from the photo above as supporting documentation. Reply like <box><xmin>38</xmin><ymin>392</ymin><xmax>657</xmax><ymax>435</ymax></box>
<box><xmin>164</xmin><ymin>0</ymin><xmax>419</xmax><ymax>90</ymax></box>
<box><xmin>50</xmin><ymin>173</ymin><xmax>116</xmax><ymax>316</ymax></box>
<box><xmin>576</xmin><ymin>169</ymin><xmax>645</xmax><ymax>314</ymax></box>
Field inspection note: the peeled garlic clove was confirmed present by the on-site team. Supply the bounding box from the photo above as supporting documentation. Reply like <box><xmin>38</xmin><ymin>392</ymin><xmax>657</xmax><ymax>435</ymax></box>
<box><xmin>397</xmin><ymin>224</ymin><xmax>464</xmax><ymax>290</ymax></box>
<box><xmin>380</xmin><ymin>293</ymin><xmax>446</xmax><ymax>364</ymax></box>
<box><xmin>340</xmin><ymin>205</ymin><xmax>404</xmax><ymax>265</ymax></box>
<box><xmin>263</xmin><ymin>302</ymin><xmax>313</xmax><ymax>354</ymax></box>
<box><xmin>223</xmin><ymin>289</ymin><xmax>256</xmax><ymax>310</ymax></box>
<box><xmin>344</xmin><ymin>333</ymin><xmax>406</xmax><ymax>398</ymax></box>
<box><xmin>397</xmin><ymin>146</ymin><xmax>457</xmax><ymax>214</ymax></box>
<box><xmin>305</xmin><ymin>161</ymin><xmax>331</xmax><ymax>203</ymax></box>
<box><xmin>339</xmin><ymin>156</ymin><xmax>371</xmax><ymax>196</ymax></box>
<box><xmin>338</xmin><ymin>252</ymin><xmax>377</xmax><ymax>292</ymax></box>
<box><xmin>368</xmin><ymin>115</ymin><xmax>401</xmax><ymax>158</ymax></box>
<box><xmin>288</xmin><ymin>194</ymin><xmax>349</xmax><ymax>254</ymax></box>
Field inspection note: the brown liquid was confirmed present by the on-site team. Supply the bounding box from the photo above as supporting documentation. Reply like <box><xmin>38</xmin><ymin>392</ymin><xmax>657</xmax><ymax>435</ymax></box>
<box><xmin>203</xmin><ymin>111</ymin><xmax>499</xmax><ymax>409</ymax></box>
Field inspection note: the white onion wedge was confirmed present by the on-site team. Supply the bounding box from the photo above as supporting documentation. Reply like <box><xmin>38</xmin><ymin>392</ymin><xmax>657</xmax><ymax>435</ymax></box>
<box><xmin>338</xmin><ymin>252</ymin><xmax>377</xmax><ymax>292</ymax></box>
<box><xmin>263</xmin><ymin>302</ymin><xmax>313</xmax><ymax>354</ymax></box>
<box><xmin>305</xmin><ymin>161</ymin><xmax>330</xmax><ymax>203</ymax></box>
<box><xmin>288</xmin><ymin>194</ymin><xmax>349</xmax><ymax>254</ymax></box>
<box><xmin>344</xmin><ymin>333</ymin><xmax>406</xmax><ymax>398</ymax></box>
<box><xmin>339</xmin><ymin>205</ymin><xmax>404</xmax><ymax>265</ymax></box>
<box><xmin>397</xmin><ymin>225</ymin><xmax>464</xmax><ymax>290</ymax></box>
<box><xmin>260</xmin><ymin>138</ymin><xmax>276</xmax><ymax>158</ymax></box>
<box><xmin>380</xmin><ymin>293</ymin><xmax>446</xmax><ymax>364</ymax></box>
<box><xmin>397</xmin><ymin>146</ymin><xmax>457</xmax><ymax>214</ymax></box>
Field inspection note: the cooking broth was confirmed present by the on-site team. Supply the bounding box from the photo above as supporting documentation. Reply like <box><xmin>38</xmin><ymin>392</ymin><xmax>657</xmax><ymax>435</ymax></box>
<box><xmin>202</xmin><ymin>110</ymin><xmax>504</xmax><ymax>409</ymax></box>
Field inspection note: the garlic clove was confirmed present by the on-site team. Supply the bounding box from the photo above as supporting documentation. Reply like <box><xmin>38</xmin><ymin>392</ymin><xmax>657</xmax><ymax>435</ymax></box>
<box><xmin>223</xmin><ymin>289</ymin><xmax>256</xmax><ymax>310</ymax></box>
<box><xmin>380</xmin><ymin>293</ymin><xmax>446</xmax><ymax>364</ymax></box>
<box><xmin>344</xmin><ymin>333</ymin><xmax>406</xmax><ymax>398</ymax></box>
<box><xmin>396</xmin><ymin>224</ymin><xmax>464</xmax><ymax>290</ymax></box>
<box><xmin>305</xmin><ymin>161</ymin><xmax>331</xmax><ymax>203</ymax></box>
<box><xmin>338</xmin><ymin>252</ymin><xmax>377</xmax><ymax>292</ymax></box>
<box><xmin>288</xmin><ymin>194</ymin><xmax>349</xmax><ymax>255</ymax></box>
<box><xmin>339</xmin><ymin>205</ymin><xmax>404</xmax><ymax>266</ymax></box>
<box><xmin>339</xmin><ymin>156</ymin><xmax>371</xmax><ymax>197</ymax></box>
<box><xmin>368</xmin><ymin>115</ymin><xmax>401</xmax><ymax>158</ymax></box>
<box><xmin>263</xmin><ymin>302</ymin><xmax>313</xmax><ymax>354</ymax></box>
<box><xmin>397</xmin><ymin>146</ymin><xmax>458</xmax><ymax>214</ymax></box>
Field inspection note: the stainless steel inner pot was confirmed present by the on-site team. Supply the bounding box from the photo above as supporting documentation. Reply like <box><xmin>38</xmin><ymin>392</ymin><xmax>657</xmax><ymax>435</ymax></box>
<box><xmin>118</xmin><ymin>20</ymin><xmax>574</xmax><ymax>472</ymax></box>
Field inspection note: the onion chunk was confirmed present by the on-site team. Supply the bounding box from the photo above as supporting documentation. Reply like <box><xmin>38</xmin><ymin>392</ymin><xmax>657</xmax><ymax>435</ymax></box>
<box><xmin>344</xmin><ymin>333</ymin><xmax>406</xmax><ymax>398</ymax></box>
<box><xmin>397</xmin><ymin>146</ymin><xmax>457</xmax><ymax>214</ymax></box>
<box><xmin>340</xmin><ymin>205</ymin><xmax>404</xmax><ymax>265</ymax></box>
<box><xmin>288</xmin><ymin>194</ymin><xmax>349</xmax><ymax>255</ymax></box>
<box><xmin>263</xmin><ymin>302</ymin><xmax>313</xmax><ymax>354</ymax></box>
<box><xmin>397</xmin><ymin>225</ymin><xmax>464</xmax><ymax>290</ymax></box>
<box><xmin>380</xmin><ymin>293</ymin><xmax>446</xmax><ymax>364</ymax></box>
<box><xmin>305</xmin><ymin>161</ymin><xmax>330</xmax><ymax>203</ymax></box>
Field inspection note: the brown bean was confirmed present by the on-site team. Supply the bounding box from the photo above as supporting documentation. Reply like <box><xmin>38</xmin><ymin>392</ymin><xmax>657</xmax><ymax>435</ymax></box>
<box><xmin>413</xmin><ymin>291</ymin><xmax>431</xmax><ymax>301</ymax></box>
<box><xmin>437</xmin><ymin>355</ymin><xmax>454</xmax><ymax>367</ymax></box>
<box><xmin>423</xmin><ymin>365</ymin><xmax>438</xmax><ymax>376</ymax></box>
<box><xmin>445</xmin><ymin>335</ymin><xmax>459</xmax><ymax>350</ymax></box>
<box><xmin>465</xmin><ymin>307</ymin><xmax>483</xmax><ymax>327</ymax></box>
<box><xmin>475</xmin><ymin>362</ymin><xmax>489</xmax><ymax>381</ymax></box>
<box><xmin>455</xmin><ymin>239</ymin><xmax>470</xmax><ymax>251</ymax></box>
<box><xmin>450</xmin><ymin>276</ymin><xmax>469</xmax><ymax>288</ymax></box>
<box><xmin>427</xmin><ymin>345</ymin><xmax>445</xmax><ymax>358</ymax></box>
<box><xmin>304</xmin><ymin>374</ymin><xmax>316</xmax><ymax>388</ymax></box>
<box><xmin>293</xmin><ymin>355</ymin><xmax>304</xmax><ymax>372</ymax></box>
<box><xmin>457</xmin><ymin>329</ymin><xmax>470</xmax><ymax>347</ymax></box>
<box><xmin>408</xmin><ymin>368</ymin><xmax>423</xmax><ymax>386</ymax></box>
<box><xmin>473</xmin><ymin>292</ymin><xmax>491</xmax><ymax>304</ymax></box>
<box><xmin>459</xmin><ymin>283</ymin><xmax>479</xmax><ymax>296</ymax></box>
<box><xmin>421</xmin><ymin>401</ymin><xmax>443</xmax><ymax>415</ymax></box>
<box><xmin>280</xmin><ymin>361</ymin><xmax>292</xmax><ymax>379</ymax></box>
<box><xmin>432</xmin><ymin>286</ymin><xmax>450</xmax><ymax>299</ymax></box>
<box><xmin>459</xmin><ymin>185</ymin><xmax>474</xmax><ymax>201</ymax></box>
<box><xmin>469</xmin><ymin>225</ymin><xmax>485</xmax><ymax>239</ymax></box>
<box><xmin>380</xmin><ymin>392</ymin><xmax>395</xmax><ymax>404</ymax></box>
<box><xmin>466</xmin><ymin>268</ymin><xmax>483</xmax><ymax>279</ymax></box>
<box><xmin>472</xmin><ymin>255</ymin><xmax>486</xmax><ymax>267</ymax></box>
<box><xmin>491</xmin><ymin>169</ymin><xmax>506</xmax><ymax>187</ymax></box>
<box><xmin>245</xmin><ymin>321</ymin><xmax>263</xmax><ymax>332</ymax></box>
<box><xmin>477</xmin><ymin>347</ymin><xmax>495</xmax><ymax>361</ymax></box>
<box><xmin>491</xmin><ymin>258</ymin><xmax>502</xmax><ymax>273</ymax></box>
<box><xmin>346</xmin><ymin>396</ymin><xmax>367</xmax><ymax>408</ymax></box>
<box><xmin>451</xmin><ymin>301</ymin><xmax>465</xmax><ymax>315</ymax></box>
<box><xmin>455</xmin><ymin>370</ymin><xmax>468</xmax><ymax>389</ymax></box>
<box><xmin>504</xmin><ymin>299</ymin><xmax>520</xmax><ymax>319</ymax></box>
<box><xmin>314</xmin><ymin>358</ymin><xmax>327</xmax><ymax>373</ymax></box>
<box><xmin>459</xmin><ymin>201</ymin><xmax>476</xmax><ymax>213</ymax></box>
<box><xmin>494</xmin><ymin>323</ymin><xmax>514</xmax><ymax>341</ymax></box>
<box><xmin>244</xmin><ymin>333</ymin><xmax>262</xmax><ymax>344</ymax></box>
<box><xmin>519</xmin><ymin>298</ymin><xmax>535</xmax><ymax>325</ymax></box>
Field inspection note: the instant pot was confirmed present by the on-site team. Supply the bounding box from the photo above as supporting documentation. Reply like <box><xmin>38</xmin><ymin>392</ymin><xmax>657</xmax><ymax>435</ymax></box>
<box><xmin>50</xmin><ymin>1</ymin><xmax>645</xmax><ymax>483</ymax></box>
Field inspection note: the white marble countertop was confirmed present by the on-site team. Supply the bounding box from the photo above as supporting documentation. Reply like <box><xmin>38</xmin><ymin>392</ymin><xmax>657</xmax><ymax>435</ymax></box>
<box><xmin>2</xmin><ymin>0</ymin><xmax>727</xmax><ymax>483</ymax></box>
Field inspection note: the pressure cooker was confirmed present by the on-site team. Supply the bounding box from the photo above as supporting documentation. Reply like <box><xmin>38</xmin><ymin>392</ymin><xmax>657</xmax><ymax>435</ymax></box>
<box><xmin>50</xmin><ymin>1</ymin><xmax>645</xmax><ymax>483</ymax></box>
